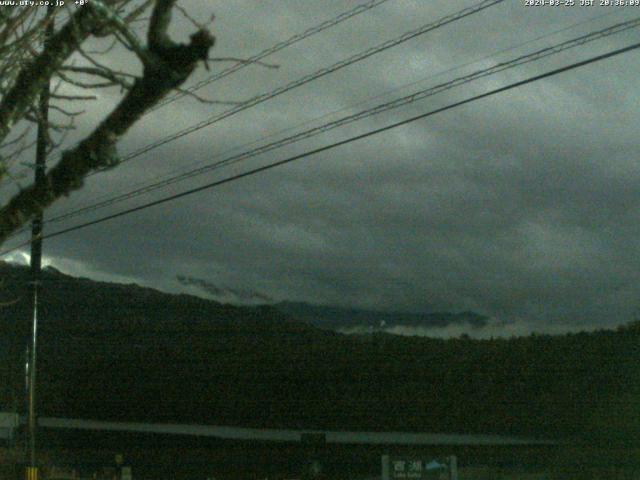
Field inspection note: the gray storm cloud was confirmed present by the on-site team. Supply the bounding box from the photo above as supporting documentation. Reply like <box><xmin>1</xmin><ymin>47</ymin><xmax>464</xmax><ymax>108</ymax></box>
<box><xmin>3</xmin><ymin>0</ymin><xmax>640</xmax><ymax>333</ymax></box>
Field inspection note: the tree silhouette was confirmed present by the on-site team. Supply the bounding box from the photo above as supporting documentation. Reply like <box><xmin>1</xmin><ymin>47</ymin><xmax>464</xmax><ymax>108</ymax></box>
<box><xmin>0</xmin><ymin>0</ymin><xmax>215</xmax><ymax>245</ymax></box>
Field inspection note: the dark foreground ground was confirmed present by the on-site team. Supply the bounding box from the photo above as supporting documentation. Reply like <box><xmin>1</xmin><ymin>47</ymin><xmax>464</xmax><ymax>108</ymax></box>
<box><xmin>2</xmin><ymin>428</ymin><xmax>640</xmax><ymax>480</ymax></box>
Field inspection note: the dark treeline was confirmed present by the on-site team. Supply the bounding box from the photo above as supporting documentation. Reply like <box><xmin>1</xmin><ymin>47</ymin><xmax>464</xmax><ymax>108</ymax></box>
<box><xmin>1</xmin><ymin>262</ymin><xmax>639</xmax><ymax>444</ymax></box>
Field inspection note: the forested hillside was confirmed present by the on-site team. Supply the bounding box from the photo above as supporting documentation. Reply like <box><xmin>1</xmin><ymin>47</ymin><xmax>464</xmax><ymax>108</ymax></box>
<box><xmin>1</xmin><ymin>262</ymin><xmax>639</xmax><ymax>443</ymax></box>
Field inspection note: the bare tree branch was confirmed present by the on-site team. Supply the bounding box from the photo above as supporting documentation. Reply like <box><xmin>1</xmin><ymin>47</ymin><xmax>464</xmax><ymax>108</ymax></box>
<box><xmin>0</xmin><ymin>6</ymin><xmax>103</xmax><ymax>146</ymax></box>
<box><xmin>55</xmin><ymin>68</ymin><xmax>119</xmax><ymax>89</ymax></box>
<box><xmin>49</xmin><ymin>93</ymin><xmax>98</xmax><ymax>101</ymax></box>
<box><xmin>173</xmin><ymin>86</ymin><xmax>242</xmax><ymax>106</ymax></box>
<box><xmin>0</xmin><ymin>0</ymin><xmax>215</xmax><ymax>244</ymax></box>
<box><xmin>91</xmin><ymin>0</ymin><xmax>154</xmax><ymax>64</ymax></box>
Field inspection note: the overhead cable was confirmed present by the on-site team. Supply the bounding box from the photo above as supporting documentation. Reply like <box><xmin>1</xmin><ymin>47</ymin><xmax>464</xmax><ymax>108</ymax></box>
<box><xmin>113</xmin><ymin>0</ymin><xmax>505</xmax><ymax>167</ymax></box>
<box><xmin>151</xmin><ymin>0</ymin><xmax>393</xmax><ymax>111</ymax></box>
<box><xmin>36</xmin><ymin>6</ymin><xmax>621</xmax><ymax>226</ymax></box>
<box><xmin>2</xmin><ymin>38</ymin><xmax>638</xmax><ymax>257</ymax></box>
<box><xmin>40</xmin><ymin>16</ymin><xmax>640</xmax><ymax>226</ymax></box>
<box><xmin>2</xmin><ymin>0</ymin><xmax>506</xmax><ymax>241</ymax></box>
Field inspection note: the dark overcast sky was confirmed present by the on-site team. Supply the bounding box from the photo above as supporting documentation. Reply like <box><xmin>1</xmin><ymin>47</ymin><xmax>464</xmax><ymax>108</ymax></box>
<box><xmin>2</xmin><ymin>0</ymin><xmax>640</xmax><ymax>336</ymax></box>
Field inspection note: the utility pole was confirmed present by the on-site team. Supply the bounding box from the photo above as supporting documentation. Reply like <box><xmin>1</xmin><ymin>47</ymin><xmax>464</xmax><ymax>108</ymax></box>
<box><xmin>26</xmin><ymin>7</ymin><xmax>55</xmax><ymax>480</ymax></box>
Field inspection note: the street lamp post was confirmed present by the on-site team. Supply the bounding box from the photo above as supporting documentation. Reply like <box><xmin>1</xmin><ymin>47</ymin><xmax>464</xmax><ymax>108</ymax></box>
<box><xmin>26</xmin><ymin>7</ymin><xmax>55</xmax><ymax>480</ymax></box>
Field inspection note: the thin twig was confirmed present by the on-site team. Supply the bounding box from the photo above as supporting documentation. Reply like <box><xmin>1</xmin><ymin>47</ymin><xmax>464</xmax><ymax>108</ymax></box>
<box><xmin>174</xmin><ymin>87</ymin><xmax>243</xmax><ymax>106</ymax></box>
<box><xmin>48</xmin><ymin>104</ymin><xmax>86</xmax><ymax>117</ymax></box>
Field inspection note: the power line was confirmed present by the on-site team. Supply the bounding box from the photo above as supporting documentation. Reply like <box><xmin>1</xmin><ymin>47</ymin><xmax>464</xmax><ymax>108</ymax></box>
<box><xmin>107</xmin><ymin>0</ymin><xmax>505</xmax><ymax>169</ymax></box>
<box><xmin>4</xmin><ymin>0</ymin><xmax>504</xmax><ymax>240</ymax></box>
<box><xmin>6</xmin><ymin>0</ymin><xmax>500</xmax><ymax>241</ymax></box>
<box><xmin>2</xmin><ymin>39</ymin><xmax>638</xmax><ymax>258</ymax></box>
<box><xmin>36</xmin><ymin>16</ymin><xmax>640</xmax><ymax>227</ymax></box>
<box><xmin>33</xmin><ymin>0</ymin><xmax>393</xmax><ymax>177</ymax></box>
<box><xmin>1</xmin><ymin>9</ymin><xmax>633</xmax><ymax>243</ymax></box>
<box><xmin>150</xmin><ymin>0</ymin><xmax>392</xmax><ymax>112</ymax></box>
<box><xmin>31</xmin><ymin>6</ymin><xmax>621</xmax><ymax>232</ymax></box>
